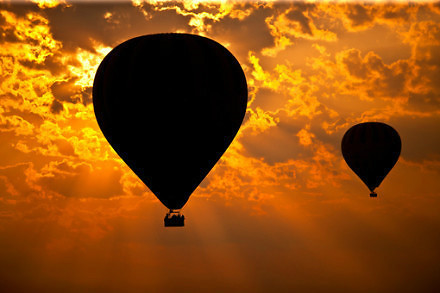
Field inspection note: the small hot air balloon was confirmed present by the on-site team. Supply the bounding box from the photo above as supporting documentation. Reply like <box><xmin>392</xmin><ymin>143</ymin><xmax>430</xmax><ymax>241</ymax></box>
<box><xmin>341</xmin><ymin>122</ymin><xmax>401</xmax><ymax>197</ymax></box>
<box><xmin>93</xmin><ymin>34</ymin><xmax>247</xmax><ymax>226</ymax></box>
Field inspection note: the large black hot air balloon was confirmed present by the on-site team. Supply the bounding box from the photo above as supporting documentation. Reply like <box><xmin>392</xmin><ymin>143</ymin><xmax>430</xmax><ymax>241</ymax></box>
<box><xmin>341</xmin><ymin>122</ymin><xmax>401</xmax><ymax>197</ymax></box>
<box><xmin>93</xmin><ymin>34</ymin><xmax>247</xmax><ymax>226</ymax></box>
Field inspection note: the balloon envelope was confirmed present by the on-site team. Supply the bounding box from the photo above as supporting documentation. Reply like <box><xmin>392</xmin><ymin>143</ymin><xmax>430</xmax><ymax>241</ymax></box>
<box><xmin>341</xmin><ymin>122</ymin><xmax>401</xmax><ymax>195</ymax></box>
<box><xmin>93</xmin><ymin>33</ymin><xmax>247</xmax><ymax>210</ymax></box>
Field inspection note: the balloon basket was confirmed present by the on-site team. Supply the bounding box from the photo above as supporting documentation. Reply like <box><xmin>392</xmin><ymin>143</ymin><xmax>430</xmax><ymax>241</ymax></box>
<box><xmin>370</xmin><ymin>192</ymin><xmax>377</xmax><ymax>198</ymax></box>
<box><xmin>164</xmin><ymin>210</ymin><xmax>185</xmax><ymax>227</ymax></box>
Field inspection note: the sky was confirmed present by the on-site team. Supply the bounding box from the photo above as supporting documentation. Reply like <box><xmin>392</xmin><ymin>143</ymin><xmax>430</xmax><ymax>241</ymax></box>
<box><xmin>0</xmin><ymin>0</ymin><xmax>440</xmax><ymax>292</ymax></box>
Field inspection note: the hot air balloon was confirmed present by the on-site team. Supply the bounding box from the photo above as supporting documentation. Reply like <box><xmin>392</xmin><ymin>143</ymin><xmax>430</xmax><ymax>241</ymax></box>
<box><xmin>93</xmin><ymin>34</ymin><xmax>247</xmax><ymax>226</ymax></box>
<box><xmin>341</xmin><ymin>122</ymin><xmax>401</xmax><ymax>197</ymax></box>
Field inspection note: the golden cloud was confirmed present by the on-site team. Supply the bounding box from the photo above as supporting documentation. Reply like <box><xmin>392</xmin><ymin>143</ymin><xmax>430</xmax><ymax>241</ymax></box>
<box><xmin>132</xmin><ymin>0</ymin><xmax>261</xmax><ymax>33</ymax></box>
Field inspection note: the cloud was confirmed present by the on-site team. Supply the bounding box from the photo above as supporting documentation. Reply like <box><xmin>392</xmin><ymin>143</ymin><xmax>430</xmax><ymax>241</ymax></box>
<box><xmin>0</xmin><ymin>1</ymin><xmax>439</xmax><ymax>206</ymax></box>
<box><xmin>0</xmin><ymin>162</ymin><xmax>38</xmax><ymax>198</ymax></box>
<box><xmin>388</xmin><ymin>115</ymin><xmax>440</xmax><ymax>162</ymax></box>
<box><xmin>261</xmin><ymin>3</ymin><xmax>337</xmax><ymax>57</ymax></box>
<box><xmin>321</xmin><ymin>3</ymin><xmax>418</xmax><ymax>33</ymax></box>
<box><xmin>0</xmin><ymin>4</ymin><xmax>440</xmax><ymax>292</ymax></box>
<box><xmin>401</xmin><ymin>21</ymin><xmax>440</xmax><ymax>112</ymax></box>
<box><xmin>343</xmin><ymin>4</ymin><xmax>374</xmax><ymax>30</ymax></box>
<box><xmin>36</xmin><ymin>160</ymin><xmax>124</xmax><ymax>198</ymax></box>
<box><xmin>49</xmin><ymin>99</ymin><xmax>63</xmax><ymax>114</ymax></box>
<box><xmin>31</xmin><ymin>0</ymin><xmax>66</xmax><ymax>9</ymax></box>
<box><xmin>337</xmin><ymin>48</ymin><xmax>411</xmax><ymax>100</ymax></box>
<box><xmin>0</xmin><ymin>112</ymin><xmax>35</xmax><ymax>136</ymax></box>
<box><xmin>133</xmin><ymin>0</ymin><xmax>260</xmax><ymax>34</ymax></box>
<box><xmin>0</xmin><ymin>10</ymin><xmax>61</xmax><ymax>64</ymax></box>
<box><xmin>51</xmin><ymin>78</ymin><xmax>82</xmax><ymax>104</ymax></box>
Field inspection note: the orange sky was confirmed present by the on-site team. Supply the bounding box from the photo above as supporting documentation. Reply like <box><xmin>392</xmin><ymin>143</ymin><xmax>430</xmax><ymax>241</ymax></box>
<box><xmin>1</xmin><ymin>1</ymin><xmax>440</xmax><ymax>292</ymax></box>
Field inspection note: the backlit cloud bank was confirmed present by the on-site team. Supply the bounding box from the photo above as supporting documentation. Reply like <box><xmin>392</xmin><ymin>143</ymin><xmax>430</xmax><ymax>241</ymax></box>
<box><xmin>1</xmin><ymin>1</ymin><xmax>440</xmax><ymax>292</ymax></box>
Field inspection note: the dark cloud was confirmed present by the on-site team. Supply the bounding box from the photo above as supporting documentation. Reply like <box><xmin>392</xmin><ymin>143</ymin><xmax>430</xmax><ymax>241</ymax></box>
<box><xmin>0</xmin><ymin>1</ymin><xmax>192</xmax><ymax>76</ymax></box>
<box><xmin>50</xmin><ymin>79</ymin><xmax>93</xmax><ymax>107</ymax></box>
<box><xmin>405</xmin><ymin>22</ymin><xmax>440</xmax><ymax>111</ymax></box>
<box><xmin>51</xmin><ymin>78</ymin><xmax>81</xmax><ymax>103</ymax></box>
<box><xmin>241</xmin><ymin>111</ymin><xmax>312</xmax><ymax>164</ymax></box>
<box><xmin>53</xmin><ymin>139</ymin><xmax>75</xmax><ymax>157</ymax></box>
<box><xmin>209</xmin><ymin>3</ymin><xmax>274</xmax><ymax>61</ymax></box>
<box><xmin>381</xmin><ymin>4</ymin><xmax>412</xmax><ymax>21</ymax></box>
<box><xmin>45</xmin><ymin>3</ymin><xmax>138</xmax><ymax>52</ymax></box>
<box><xmin>285</xmin><ymin>4</ymin><xmax>313</xmax><ymax>35</ymax></box>
<box><xmin>341</xmin><ymin>49</ymin><xmax>369</xmax><ymax>79</ymax></box>
<box><xmin>0</xmin><ymin>162</ymin><xmax>35</xmax><ymax>197</ymax></box>
<box><xmin>0</xmin><ymin>12</ymin><xmax>20</xmax><ymax>43</ymax></box>
<box><xmin>340</xmin><ymin>49</ymin><xmax>410</xmax><ymax>99</ymax></box>
<box><xmin>309</xmin><ymin>107</ymin><xmax>347</xmax><ymax>148</ymax></box>
<box><xmin>407</xmin><ymin>92</ymin><xmax>440</xmax><ymax>112</ymax></box>
<box><xmin>251</xmin><ymin>88</ymin><xmax>289</xmax><ymax>112</ymax></box>
<box><xmin>37</xmin><ymin>161</ymin><xmax>124</xmax><ymax>198</ymax></box>
<box><xmin>18</xmin><ymin>52</ymin><xmax>67</xmax><ymax>75</ymax></box>
<box><xmin>50</xmin><ymin>99</ymin><xmax>63</xmax><ymax>114</ymax></box>
<box><xmin>44</xmin><ymin>2</ymin><xmax>191</xmax><ymax>52</ymax></box>
<box><xmin>389</xmin><ymin>115</ymin><xmax>440</xmax><ymax>162</ymax></box>
<box><xmin>345</xmin><ymin>4</ymin><xmax>373</xmax><ymax>28</ymax></box>
<box><xmin>81</xmin><ymin>86</ymin><xmax>93</xmax><ymax>105</ymax></box>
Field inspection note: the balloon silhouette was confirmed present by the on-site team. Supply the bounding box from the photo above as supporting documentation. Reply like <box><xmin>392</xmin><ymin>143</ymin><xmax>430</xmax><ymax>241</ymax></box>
<box><xmin>93</xmin><ymin>34</ymin><xmax>247</xmax><ymax>226</ymax></box>
<box><xmin>341</xmin><ymin>122</ymin><xmax>401</xmax><ymax>197</ymax></box>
